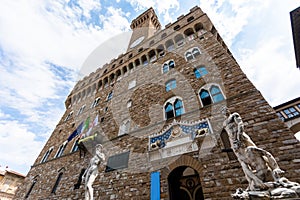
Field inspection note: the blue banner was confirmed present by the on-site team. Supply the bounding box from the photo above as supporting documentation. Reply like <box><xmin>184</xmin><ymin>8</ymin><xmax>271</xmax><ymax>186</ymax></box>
<box><xmin>150</xmin><ymin>171</ymin><xmax>160</xmax><ymax>200</ymax></box>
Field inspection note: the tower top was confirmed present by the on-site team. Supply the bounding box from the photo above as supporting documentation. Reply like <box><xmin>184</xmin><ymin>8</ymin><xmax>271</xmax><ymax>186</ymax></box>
<box><xmin>130</xmin><ymin>7</ymin><xmax>161</xmax><ymax>30</ymax></box>
<box><xmin>127</xmin><ymin>7</ymin><xmax>161</xmax><ymax>50</ymax></box>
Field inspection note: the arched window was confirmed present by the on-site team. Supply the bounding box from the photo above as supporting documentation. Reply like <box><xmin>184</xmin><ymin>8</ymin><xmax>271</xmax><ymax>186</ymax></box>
<box><xmin>174</xmin><ymin>34</ymin><xmax>184</xmax><ymax>46</ymax></box>
<box><xmin>51</xmin><ymin>172</ymin><xmax>63</xmax><ymax>194</ymax></box>
<box><xmin>174</xmin><ymin>99</ymin><xmax>184</xmax><ymax>116</ymax></box>
<box><xmin>200</xmin><ymin>89</ymin><xmax>212</xmax><ymax>106</ymax></box>
<box><xmin>91</xmin><ymin>97</ymin><xmax>100</xmax><ymax>108</ymax></box>
<box><xmin>163</xmin><ymin>63</ymin><xmax>169</xmax><ymax>73</ymax></box>
<box><xmin>157</xmin><ymin>45</ymin><xmax>165</xmax><ymax>58</ymax></box>
<box><xmin>77</xmin><ymin>105</ymin><xmax>86</xmax><ymax>116</ymax></box>
<box><xmin>165</xmin><ymin>103</ymin><xmax>174</xmax><ymax>119</ymax></box>
<box><xmin>194</xmin><ymin>66</ymin><xmax>208</xmax><ymax>78</ymax></box>
<box><xmin>107</xmin><ymin>91</ymin><xmax>113</xmax><ymax>101</ymax></box>
<box><xmin>192</xmin><ymin>48</ymin><xmax>201</xmax><ymax>57</ymax></box>
<box><xmin>166</xmin><ymin>79</ymin><xmax>176</xmax><ymax>92</ymax></box>
<box><xmin>40</xmin><ymin>147</ymin><xmax>54</xmax><ymax>163</ymax></box>
<box><xmin>55</xmin><ymin>141</ymin><xmax>67</xmax><ymax>158</ymax></box>
<box><xmin>25</xmin><ymin>179</ymin><xmax>37</xmax><ymax>198</ymax></box>
<box><xmin>164</xmin><ymin>97</ymin><xmax>185</xmax><ymax>119</ymax></box>
<box><xmin>185</xmin><ymin>47</ymin><xmax>201</xmax><ymax>61</ymax></box>
<box><xmin>166</xmin><ymin>39</ymin><xmax>175</xmax><ymax>51</ymax></box>
<box><xmin>162</xmin><ymin>60</ymin><xmax>175</xmax><ymax>73</ymax></box>
<box><xmin>64</xmin><ymin>111</ymin><xmax>73</xmax><ymax>121</ymax></box>
<box><xmin>185</xmin><ymin>52</ymin><xmax>193</xmax><ymax>61</ymax></box>
<box><xmin>199</xmin><ymin>85</ymin><xmax>225</xmax><ymax>106</ymax></box>
<box><xmin>210</xmin><ymin>86</ymin><xmax>224</xmax><ymax>103</ymax></box>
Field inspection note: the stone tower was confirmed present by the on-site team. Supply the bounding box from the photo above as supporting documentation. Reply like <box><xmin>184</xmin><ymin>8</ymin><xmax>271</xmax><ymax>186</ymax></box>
<box><xmin>15</xmin><ymin>6</ymin><xmax>300</xmax><ymax>200</ymax></box>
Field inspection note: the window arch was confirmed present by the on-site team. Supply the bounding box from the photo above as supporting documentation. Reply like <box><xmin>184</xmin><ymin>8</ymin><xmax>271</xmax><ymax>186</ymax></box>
<box><xmin>64</xmin><ymin>111</ymin><xmax>73</xmax><ymax>121</ymax></box>
<box><xmin>51</xmin><ymin>172</ymin><xmax>63</xmax><ymax>194</ymax></box>
<box><xmin>199</xmin><ymin>85</ymin><xmax>225</xmax><ymax>106</ymax></box>
<box><xmin>40</xmin><ymin>147</ymin><xmax>54</xmax><ymax>163</ymax></box>
<box><xmin>185</xmin><ymin>47</ymin><xmax>201</xmax><ymax>61</ymax></box>
<box><xmin>91</xmin><ymin>97</ymin><xmax>101</xmax><ymax>108</ymax></box>
<box><xmin>77</xmin><ymin>105</ymin><xmax>86</xmax><ymax>116</ymax></box>
<box><xmin>157</xmin><ymin>45</ymin><xmax>165</xmax><ymax>58</ymax></box>
<box><xmin>25</xmin><ymin>178</ymin><xmax>37</xmax><ymax>198</ymax></box>
<box><xmin>199</xmin><ymin>89</ymin><xmax>212</xmax><ymax>106</ymax></box>
<box><xmin>55</xmin><ymin>141</ymin><xmax>68</xmax><ymax>158</ymax></box>
<box><xmin>107</xmin><ymin>91</ymin><xmax>113</xmax><ymax>101</ymax></box>
<box><xmin>194</xmin><ymin>66</ymin><xmax>208</xmax><ymax>78</ymax></box>
<box><xmin>165</xmin><ymin>79</ymin><xmax>176</xmax><ymax>92</ymax></box>
<box><xmin>162</xmin><ymin>60</ymin><xmax>175</xmax><ymax>73</ymax></box>
<box><xmin>174</xmin><ymin>34</ymin><xmax>184</xmax><ymax>46</ymax></box>
<box><xmin>210</xmin><ymin>86</ymin><xmax>224</xmax><ymax>103</ymax></box>
<box><xmin>164</xmin><ymin>97</ymin><xmax>185</xmax><ymax>120</ymax></box>
<box><xmin>165</xmin><ymin>39</ymin><xmax>175</xmax><ymax>51</ymax></box>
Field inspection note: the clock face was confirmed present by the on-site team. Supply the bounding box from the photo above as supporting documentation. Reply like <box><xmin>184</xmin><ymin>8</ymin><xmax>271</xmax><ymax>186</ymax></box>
<box><xmin>130</xmin><ymin>36</ymin><xmax>145</xmax><ymax>48</ymax></box>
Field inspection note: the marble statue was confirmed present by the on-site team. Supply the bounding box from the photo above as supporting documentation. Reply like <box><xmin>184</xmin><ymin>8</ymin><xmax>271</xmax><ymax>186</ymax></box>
<box><xmin>82</xmin><ymin>144</ymin><xmax>105</xmax><ymax>200</ymax></box>
<box><xmin>221</xmin><ymin>107</ymin><xmax>300</xmax><ymax>199</ymax></box>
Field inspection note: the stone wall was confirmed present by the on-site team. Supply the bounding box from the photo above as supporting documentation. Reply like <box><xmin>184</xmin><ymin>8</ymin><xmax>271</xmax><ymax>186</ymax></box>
<box><xmin>14</xmin><ymin>6</ymin><xmax>300</xmax><ymax>200</ymax></box>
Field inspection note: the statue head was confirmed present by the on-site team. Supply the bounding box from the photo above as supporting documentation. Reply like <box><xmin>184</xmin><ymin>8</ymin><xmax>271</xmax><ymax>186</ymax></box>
<box><xmin>220</xmin><ymin>106</ymin><xmax>231</xmax><ymax>117</ymax></box>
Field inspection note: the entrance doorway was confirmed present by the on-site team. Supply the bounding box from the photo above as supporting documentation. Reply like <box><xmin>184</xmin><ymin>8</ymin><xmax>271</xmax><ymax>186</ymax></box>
<box><xmin>168</xmin><ymin>166</ymin><xmax>204</xmax><ymax>200</ymax></box>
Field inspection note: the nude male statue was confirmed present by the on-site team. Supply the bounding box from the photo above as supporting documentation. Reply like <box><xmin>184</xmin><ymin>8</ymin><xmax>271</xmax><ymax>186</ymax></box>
<box><xmin>222</xmin><ymin>107</ymin><xmax>284</xmax><ymax>191</ymax></box>
<box><xmin>82</xmin><ymin>144</ymin><xmax>106</xmax><ymax>200</ymax></box>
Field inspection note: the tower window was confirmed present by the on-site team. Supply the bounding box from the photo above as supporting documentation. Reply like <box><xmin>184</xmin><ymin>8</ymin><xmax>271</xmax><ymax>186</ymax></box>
<box><xmin>174</xmin><ymin>34</ymin><xmax>184</xmax><ymax>46</ymax></box>
<box><xmin>165</xmin><ymin>79</ymin><xmax>176</xmax><ymax>92</ymax></box>
<box><xmin>76</xmin><ymin>105</ymin><xmax>86</xmax><ymax>116</ymax></box>
<box><xmin>199</xmin><ymin>89</ymin><xmax>212</xmax><ymax>106</ymax></box>
<box><xmin>194</xmin><ymin>66</ymin><xmax>208</xmax><ymax>78</ymax></box>
<box><xmin>185</xmin><ymin>47</ymin><xmax>201</xmax><ymax>61</ymax></box>
<box><xmin>128</xmin><ymin>80</ymin><xmax>136</xmax><ymax>90</ymax></box>
<box><xmin>162</xmin><ymin>60</ymin><xmax>175</xmax><ymax>73</ymax></box>
<box><xmin>164</xmin><ymin>97</ymin><xmax>184</xmax><ymax>120</ymax></box>
<box><xmin>91</xmin><ymin>97</ymin><xmax>101</xmax><ymax>108</ymax></box>
<box><xmin>64</xmin><ymin>111</ymin><xmax>73</xmax><ymax>121</ymax></box>
<box><xmin>199</xmin><ymin>85</ymin><xmax>225</xmax><ymax>107</ymax></box>
<box><xmin>210</xmin><ymin>86</ymin><xmax>224</xmax><ymax>103</ymax></box>
<box><xmin>107</xmin><ymin>91</ymin><xmax>113</xmax><ymax>101</ymax></box>
<box><xmin>166</xmin><ymin>39</ymin><xmax>175</xmax><ymax>51</ymax></box>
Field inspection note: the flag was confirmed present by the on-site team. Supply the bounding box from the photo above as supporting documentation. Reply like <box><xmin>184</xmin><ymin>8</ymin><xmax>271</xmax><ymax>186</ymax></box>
<box><xmin>67</xmin><ymin>122</ymin><xmax>83</xmax><ymax>142</ymax></box>
<box><xmin>92</xmin><ymin>114</ymin><xmax>99</xmax><ymax>127</ymax></box>
<box><xmin>85</xmin><ymin>114</ymin><xmax>99</xmax><ymax>137</ymax></box>
<box><xmin>81</xmin><ymin>117</ymin><xmax>90</xmax><ymax>133</ymax></box>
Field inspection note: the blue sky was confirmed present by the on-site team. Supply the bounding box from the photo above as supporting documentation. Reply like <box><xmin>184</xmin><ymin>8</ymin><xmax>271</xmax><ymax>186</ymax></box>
<box><xmin>0</xmin><ymin>0</ymin><xmax>299</xmax><ymax>175</ymax></box>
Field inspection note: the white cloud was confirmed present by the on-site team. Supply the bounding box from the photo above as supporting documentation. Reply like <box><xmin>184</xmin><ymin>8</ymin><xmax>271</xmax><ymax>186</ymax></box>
<box><xmin>126</xmin><ymin>0</ymin><xmax>180</xmax><ymax>22</ymax></box>
<box><xmin>0</xmin><ymin>0</ymin><xmax>131</xmax><ymax>173</ymax></box>
<box><xmin>0</xmin><ymin>120</ymin><xmax>44</xmax><ymax>175</ymax></box>
<box><xmin>199</xmin><ymin>0</ymin><xmax>269</xmax><ymax>47</ymax></box>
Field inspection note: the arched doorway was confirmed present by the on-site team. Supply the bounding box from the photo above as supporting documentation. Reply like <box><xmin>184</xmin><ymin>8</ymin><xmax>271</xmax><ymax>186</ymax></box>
<box><xmin>168</xmin><ymin>166</ymin><xmax>204</xmax><ymax>200</ymax></box>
